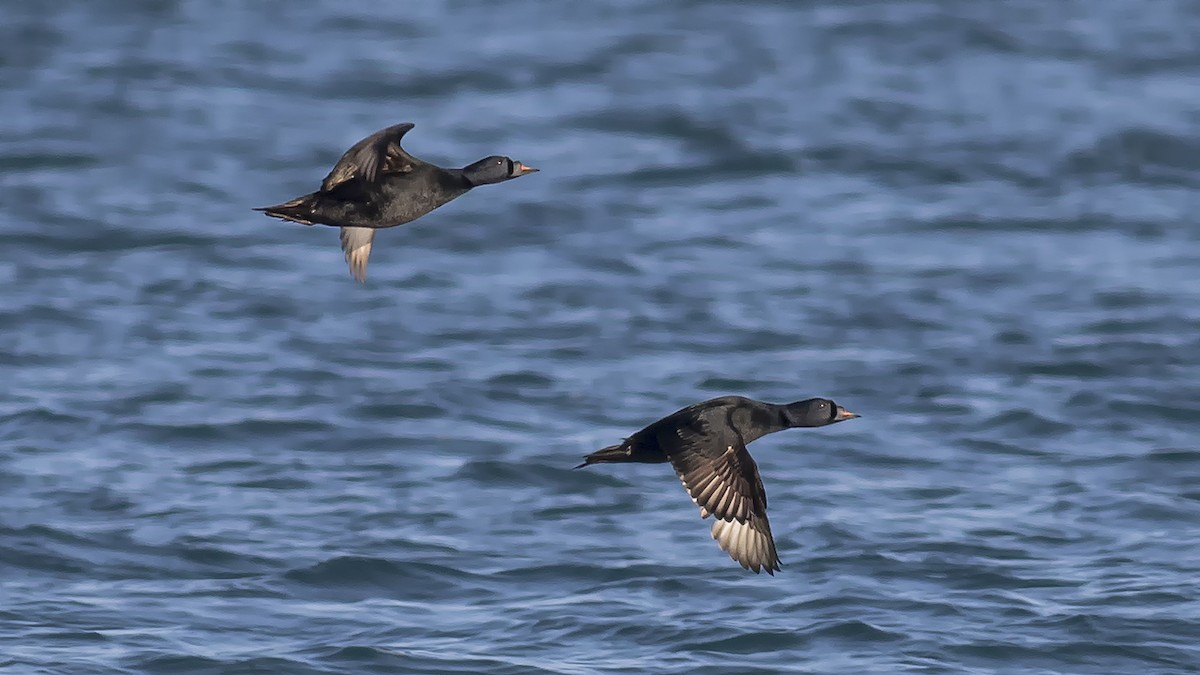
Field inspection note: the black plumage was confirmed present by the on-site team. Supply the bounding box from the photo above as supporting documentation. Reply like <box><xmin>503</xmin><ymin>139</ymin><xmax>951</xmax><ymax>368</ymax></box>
<box><xmin>576</xmin><ymin>395</ymin><xmax>860</xmax><ymax>574</ymax></box>
<box><xmin>255</xmin><ymin>123</ymin><xmax>537</xmax><ymax>282</ymax></box>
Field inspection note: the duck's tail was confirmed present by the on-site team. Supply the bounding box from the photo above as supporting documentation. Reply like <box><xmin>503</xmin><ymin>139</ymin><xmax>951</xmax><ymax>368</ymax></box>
<box><xmin>574</xmin><ymin>443</ymin><xmax>628</xmax><ymax>469</ymax></box>
<box><xmin>254</xmin><ymin>193</ymin><xmax>319</xmax><ymax>225</ymax></box>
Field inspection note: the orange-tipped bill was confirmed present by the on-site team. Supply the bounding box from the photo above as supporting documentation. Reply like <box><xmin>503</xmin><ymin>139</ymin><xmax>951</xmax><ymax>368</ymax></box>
<box><xmin>835</xmin><ymin>406</ymin><xmax>860</xmax><ymax>421</ymax></box>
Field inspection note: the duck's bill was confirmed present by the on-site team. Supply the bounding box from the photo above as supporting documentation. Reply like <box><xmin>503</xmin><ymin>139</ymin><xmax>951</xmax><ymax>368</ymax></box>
<box><xmin>835</xmin><ymin>407</ymin><xmax>860</xmax><ymax>421</ymax></box>
<box><xmin>514</xmin><ymin>162</ymin><xmax>539</xmax><ymax>175</ymax></box>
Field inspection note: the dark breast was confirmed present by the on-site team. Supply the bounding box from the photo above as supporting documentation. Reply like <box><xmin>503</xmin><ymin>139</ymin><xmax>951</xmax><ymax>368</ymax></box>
<box><xmin>372</xmin><ymin>168</ymin><xmax>472</xmax><ymax>227</ymax></box>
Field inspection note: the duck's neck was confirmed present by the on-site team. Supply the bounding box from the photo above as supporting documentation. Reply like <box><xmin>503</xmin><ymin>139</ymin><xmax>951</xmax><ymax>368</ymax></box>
<box><xmin>426</xmin><ymin>168</ymin><xmax>476</xmax><ymax>196</ymax></box>
<box><xmin>444</xmin><ymin>168</ymin><xmax>476</xmax><ymax>189</ymax></box>
<box><xmin>735</xmin><ymin>402</ymin><xmax>792</xmax><ymax>444</ymax></box>
<box><xmin>771</xmin><ymin>403</ymin><xmax>802</xmax><ymax>434</ymax></box>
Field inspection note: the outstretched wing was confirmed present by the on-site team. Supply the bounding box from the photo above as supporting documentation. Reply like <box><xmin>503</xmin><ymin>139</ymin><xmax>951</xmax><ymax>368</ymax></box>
<box><xmin>321</xmin><ymin>122</ymin><xmax>422</xmax><ymax>192</ymax></box>
<box><xmin>339</xmin><ymin>226</ymin><xmax>375</xmax><ymax>283</ymax></box>
<box><xmin>660</xmin><ymin>415</ymin><xmax>780</xmax><ymax>574</ymax></box>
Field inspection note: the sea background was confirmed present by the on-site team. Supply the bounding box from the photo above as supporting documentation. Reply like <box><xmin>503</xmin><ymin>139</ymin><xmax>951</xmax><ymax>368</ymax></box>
<box><xmin>2</xmin><ymin>1</ymin><xmax>1199</xmax><ymax>673</ymax></box>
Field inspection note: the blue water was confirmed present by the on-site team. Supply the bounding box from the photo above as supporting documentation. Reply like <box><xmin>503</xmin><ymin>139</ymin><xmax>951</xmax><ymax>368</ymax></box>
<box><xmin>3</xmin><ymin>1</ymin><xmax>1199</xmax><ymax>673</ymax></box>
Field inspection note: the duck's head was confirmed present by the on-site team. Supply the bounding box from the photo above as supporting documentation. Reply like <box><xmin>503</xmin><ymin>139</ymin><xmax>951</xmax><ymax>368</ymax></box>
<box><xmin>784</xmin><ymin>398</ymin><xmax>860</xmax><ymax>428</ymax></box>
<box><xmin>463</xmin><ymin>156</ymin><xmax>538</xmax><ymax>186</ymax></box>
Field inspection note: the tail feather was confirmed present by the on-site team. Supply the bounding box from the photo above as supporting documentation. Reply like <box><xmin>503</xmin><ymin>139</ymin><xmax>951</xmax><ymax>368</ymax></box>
<box><xmin>254</xmin><ymin>194</ymin><xmax>319</xmax><ymax>225</ymax></box>
<box><xmin>574</xmin><ymin>443</ymin><xmax>628</xmax><ymax>469</ymax></box>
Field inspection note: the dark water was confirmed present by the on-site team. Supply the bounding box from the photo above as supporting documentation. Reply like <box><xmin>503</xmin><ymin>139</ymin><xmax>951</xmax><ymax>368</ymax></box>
<box><xmin>2</xmin><ymin>1</ymin><xmax>1199</xmax><ymax>673</ymax></box>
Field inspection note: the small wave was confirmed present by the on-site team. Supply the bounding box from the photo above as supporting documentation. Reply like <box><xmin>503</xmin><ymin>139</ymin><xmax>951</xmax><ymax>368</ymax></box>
<box><xmin>0</xmin><ymin>524</ymin><xmax>98</xmax><ymax>575</ymax></box>
<box><xmin>1062</xmin><ymin>127</ymin><xmax>1200</xmax><ymax>187</ymax></box>
<box><xmin>133</xmin><ymin>653</ymin><xmax>329</xmax><ymax>675</ymax></box>
<box><xmin>282</xmin><ymin>555</ymin><xmax>493</xmax><ymax>602</ymax></box>
<box><xmin>321</xmin><ymin>645</ymin><xmax>411</xmax><ymax>670</ymax></box>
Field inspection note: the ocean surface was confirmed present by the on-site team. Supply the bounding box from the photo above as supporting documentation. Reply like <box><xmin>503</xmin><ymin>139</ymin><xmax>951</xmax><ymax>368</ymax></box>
<box><xmin>2</xmin><ymin>1</ymin><xmax>1199</xmax><ymax>673</ymax></box>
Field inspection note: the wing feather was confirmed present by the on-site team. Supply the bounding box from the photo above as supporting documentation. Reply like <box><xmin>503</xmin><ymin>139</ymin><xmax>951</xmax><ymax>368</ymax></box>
<box><xmin>321</xmin><ymin>122</ymin><xmax>421</xmax><ymax>192</ymax></box>
<box><xmin>339</xmin><ymin>226</ymin><xmax>375</xmax><ymax>283</ymax></box>
<box><xmin>661</xmin><ymin>415</ymin><xmax>781</xmax><ymax>574</ymax></box>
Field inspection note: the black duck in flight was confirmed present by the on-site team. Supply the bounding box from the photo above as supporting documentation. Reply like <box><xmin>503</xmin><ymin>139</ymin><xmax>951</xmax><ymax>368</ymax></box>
<box><xmin>577</xmin><ymin>395</ymin><xmax>859</xmax><ymax>574</ymax></box>
<box><xmin>256</xmin><ymin>122</ymin><xmax>537</xmax><ymax>282</ymax></box>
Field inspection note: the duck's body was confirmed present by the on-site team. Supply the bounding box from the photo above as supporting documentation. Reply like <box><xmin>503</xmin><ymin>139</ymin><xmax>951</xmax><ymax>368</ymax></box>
<box><xmin>256</xmin><ymin>122</ymin><xmax>536</xmax><ymax>282</ymax></box>
<box><xmin>259</xmin><ymin>163</ymin><xmax>474</xmax><ymax>230</ymax></box>
<box><xmin>577</xmin><ymin>395</ymin><xmax>859</xmax><ymax>575</ymax></box>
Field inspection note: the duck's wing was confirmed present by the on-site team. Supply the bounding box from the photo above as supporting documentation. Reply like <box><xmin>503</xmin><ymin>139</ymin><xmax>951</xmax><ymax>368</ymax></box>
<box><xmin>660</xmin><ymin>415</ymin><xmax>780</xmax><ymax>575</ymax></box>
<box><xmin>339</xmin><ymin>226</ymin><xmax>375</xmax><ymax>283</ymax></box>
<box><xmin>321</xmin><ymin>122</ymin><xmax>424</xmax><ymax>192</ymax></box>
